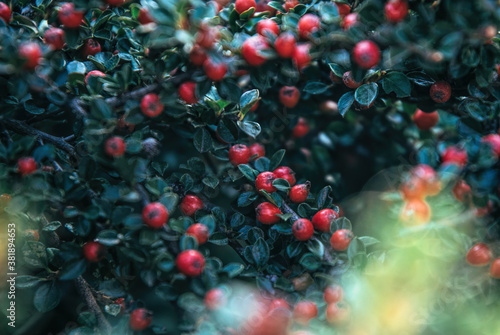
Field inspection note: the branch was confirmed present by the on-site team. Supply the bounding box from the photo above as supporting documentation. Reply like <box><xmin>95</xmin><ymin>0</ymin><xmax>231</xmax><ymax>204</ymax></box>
<box><xmin>75</xmin><ymin>276</ymin><xmax>112</xmax><ymax>335</ymax></box>
<box><xmin>280</xmin><ymin>201</ymin><xmax>301</xmax><ymax>222</ymax></box>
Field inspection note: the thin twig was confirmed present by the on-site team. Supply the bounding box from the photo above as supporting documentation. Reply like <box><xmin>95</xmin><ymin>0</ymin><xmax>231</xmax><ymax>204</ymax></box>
<box><xmin>280</xmin><ymin>201</ymin><xmax>301</xmax><ymax>222</ymax></box>
<box><xmin>75</xmin><ymin>276</ymin><xmax>112</xmax><ymax>335</ymax></box>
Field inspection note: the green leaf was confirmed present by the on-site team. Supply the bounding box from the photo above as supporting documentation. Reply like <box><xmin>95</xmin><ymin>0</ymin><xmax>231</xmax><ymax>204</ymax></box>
<box><xmin>208</xmin><ymin>232</ymin><xmax>229</xmax><ymax>245</ymax></box>
<box><xmin>338</xmin><ymin>91</ymin><xmax>355</xmax><ymax>117</ymax></box>
<box><xmin>16</xmin><ymin>275</ymin><xmax>44</xmax><ymax>289</ymax></box>
<box><xmin>180</xmin><ymin>235</ymin><xmax>198</xmax><ymax>251</ymax></box>
<box><xmin>272</xmin><ymin>178</ymin><xmax>291</xmax><ymax>191</ymax></box>
<box><xmin>269</xmin><ymin>149</ymin><xmax>286</xmax><ymax>171</ymax></box>
<box><xmin>222</xmin><ymin>263</ymin><xmax>245</xmax><ymax>277</ymax></box>
<box><xmin>382</xmin><ymin>72</ymin><xmax>411</xmax><ymax>98</ymax></box>
<box><xmin>307</xmin><ymin>239</ymin><xmax>325</xmax><ymax>258</ymax></box>
<box><xmin>193</xmin><ymin>128</ymin><xmax>213</xmax><ymax>153</ymax></box>
<box><xmin>34</xmin><ymin>282</ymin><xmax>61</xmax><ymax>312</ymax></box>
<box><xmin>59</xmin><ymin>259</ymin><xmax>87</xmax><ymax>280</ymax></box>
<box><xmin>358</xmin><ymin>236</ymin><xmax>380</xmax><ymax>247</ymax></box>
<box><xmin>239</xmin><ymin>89</ymin><xmax>260</xmax><ymax>114</ymax></box>
<box><xmin>238</xmin><ymin>164</ymin><xmax>258</xmax><ymax>181</ymax></box>
<box><xmin>303</xmin><ymin>81</ymin><xmax>330</xmax><ymax>95</ymax></box>
<box><xmin>252</xmin><ymin>238</ymin><xmax>270</xmax><ymax>266</ymax></box>
<box><xmin>331</xmin><ymin>217</ymin><xmax>352</xmax><ymax>232</ymax></box>
<box><xmin>328</xmin><ymin>63</ymin><xmax>346</xmax><ymax>78</ymax></box>
<box><xmin>299</xmin><ymin>253</ymin><xmax>321</xmax><ymax>271</ymax></box>
<box><xmin>238</xmin><ymin>191</ymin><xmax>258</xmax><ymax>207</ymax></box>
<box><xmin>202</xmin><ymin>176</ymin><xmax>219</xmax><ymax>189</ymax></box>
<box><xmin>355</xmin><ymin>83</ymin><xmax>378</xmax><ymax>107</ymax></box>
<box><xmin>271</xmin><ymin>222</ymin><xmax>293</xmax><ymax>234</ymax></box>
<box><xmin>96</xmin><ymin>230</ymin><xmax>121</xmax><ymax>246</ymax></box>
<box><xmin>237</xmin><ymin>120</ymin><xmax>261</xmax><ymax>139</ymax></box>
<box><xmin>316</xmin><ymin>186</ymin><xmax>332</xmax><ymax>209</ymax></box>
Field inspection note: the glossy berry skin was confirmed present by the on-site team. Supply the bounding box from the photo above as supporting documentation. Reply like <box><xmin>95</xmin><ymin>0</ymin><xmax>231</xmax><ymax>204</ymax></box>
<box><xmin>141</xmin><ymin>93</ymin><xmax>164</xmax><ymax>118</ymax></box>
<box><xmin>482</xmin><ymin>134</ymin><xmax>500</xmax><ymax>158</ymax></box>
<box><xmin>256</xmin><ymin>171</ymin><xmax>277</xmax><ymax>193</ymax></box>
<box><xmin>336</xmin><ymin>3</ymin><xmax>350</xmax><ymax>17</ymax></box>
<box><xmin>82</xmin><ymin>241</ymin><xmax>107</xmax><ymax>262</ymax></box>
<box><xmin>242</xmin><ymin>35</ymin><xmax>270</xmax><ymax>66</ymax></box>
<box><xmin>297</xmin><ymin>14</ymin><xmax>320</xmax><ymax>39</ymax></box>
<box><xmin>249</xmin><ymin>143</ymin><xmax>265</xmax><ymax>159</ymax></box>
<box><xmin>490</xmin><ymin>258</ymin><xmax>500</xmax><ymax>279</ymax></box>
<box><xmin>180</xmin><ymin>195</ymin><xmax>204</xmax><ymax>217</ymax></box>
<box><xmin>284</xmin><ymin>0</ymin><xmax>299</xmax><ymax>11</ymax></box>
<box><xmin>186</xmin><ymin>223</ymin><xmax>210</xmax><ymax>245</ymax></box>
<box><xmin>138</xmin><ymin>7</ymin><xmax>154</xmax><ymax>25</ymax></box>
<box><xmin>353</xmin><ymin>40</ymin><xmax>381</xmax><ymax>69</ymax></box>
<box><xmin>312</xmin><ymin>209</ymin><xmax>339</xmax><ymax>232</ymax></box>
<box><xmin>292</xmin><ymin>117</ymin><xmax>310</xmax><ymax>138</ymax></box>
<box><xmin>290</xmin><ymin>183</ymin><xmax>309</xmax><ymax>203</ymax></box>
<box><xmin>324</xmin><ymin>284</ymin><xmax>343</xmax><ymax>304</ymax></box>
<box><xmin>0</xmin><ymin>3</ymin><xmax>11</xmax><ymax>23</ymax></box>
<box><xmin>269</xmin><ymin>298</ymin><xmax>290</xmax><ymax>311</ymax></box>
<box><xmin>129</xmin><ymin>308</ymin><xmax>153</xmax><ymax>331</ymax></box>
<box><xmin>82</xmin><ymin>39</ymin><xmax>101</xmax><ymax>58</ymax></box>
<box><xmin>293</xmin><ymin>301</ymin><xmax>318</xmax><ymax>325</ymax></box>
<box><xmin>256</xmin><ymin>202</ymin><xmax>282</xmax><ymax>224</ymax></box>
<box><xmin>18</xmin><ymin>157</ymin><xmax>37</xmax><ymax>176</ymax></box>
<box><xmin>331</xmin><ymin>229</ymin><xmax>354</xmax><ymax>251</ymax></box>
<box><xmin>273</xmin><ymin>166</ymin><xmax>296</xmax><ymax>186</ymax></box>
<box><xmin>85</xmin><ymin>70</ymin><xmax>105</xmax><ymax>85</ymax></box>
<box><xmin>204</xmin><ymin>288</ymin><xmax>226</xmax><ymax>310</ymax></box>
<box><xmin>235</xmin><ymin>0</ymin><xmax>256</xmax><ymax>14</ymax></box>
<box><xmin>142</xmin><ymin>202</ymin><xmax>169</xmax><ymax>228</ymax></box>
<box><xmin>441</xmin><ymin>146</ymin><xmax>468</xmax><ymax>166</ymax></box>
<box><xmin>196</xmin><ymin>25</ymin><xmax>220</xmax><ymax>49</ymax></box>
<box><xmin>399</xmin><ymin>199</ymin><xmax>431</xmax><ymax>226</ymax></box>
<box><xmin>189</xmin><ymin>45</ymin><xmax>208</xmax><ymax>66</ymax></box>
<box><xmin>342</xmin><ymin>13</ymin><xmax>358</xmax><ymax>30</ymax></box>
<box><xmin>452</xmin><ymin>179</ymin><xmax>471</xmax><ymax>202</ymax></box>
<box><xmin>385</xmin><ymin>0</ymin><xmax>408</xmax><ymax>23</ymax></box>
<box><xmin>44</xmin><ymin>28</ymin><xmax>65</xmax><ymax>50</ymax></box>
<box><xmin>275</xmin><ymin>32</ymin><xmax>296</xmax><ymax>58</ymax></box>
<box><xmin>229</xmin><ymin>144</ymin><xmax>251</xmax><ymax>166</ymax></box>
<box><xmin>466</xmin><ymin>243</ymin><xmax>492</xmax><ymax>266</ymax></box>
<box><xmin>176</xmin><ymin>249</ymin><xmax>206</xmax><ymax>276</ymax></box>
<box><xmin>105</xmin><ymin>136</ymin><xmax>126</xmax><ymax>157</ymax></box>
<box><xmin>18</xmin><ymin>43</ymin><xmax>42</xmax><ymax>70</ymax></box>
<box><xmin>58</xmin><ymin>3</ymin><xmax>84</xmax><ymax>29</ymax></box>
<box><xmin>293</xmin><ymin>219</ymin><xmax>314</xmax><ymax>241</ymax></box>
<box><xmin>399</xmin><ymin>178</ymin><xmax>426</xmax><ymax>201</ymax></box>
<box><xmin>411</xmin><ymin>164</ymin><xmax>441</xmax><ymax>196</ymax></box>
<box><xmin>413</xmin><ymin>109</ymin><xmax>439</xmax><ymax>130</ymax></box>
<box><xmin>178</xmin><ymin>81</ymin><xmax>198</xmax><ymax>104</ymax></box>
<box><xmin>279</xmin><ymin>86</ymin><xmax>300</xmax><ymax>108</ymax></box>
<box><xmin>256</xmin><ymin>19</ymin><xmax>279</xmax><ymax>36</ymax></box>
<box><xmin>430</xmin><ymin>81</ymin><xmax>451</xmax><ymax>103</ymax></box>
<box><xmin>292</xmin><ymin>43</ymin><xmax>311</xmax><ymax>70</ymax></box>
<box><xmin>326</xmin><ymin>303</ymin><xmax>350</xmax><ymax>325</ymax></box>
<box><xmin>343</xmin><ymin>71</ymin><xmax>362</xmax><ymax>89</ymax></box>
<box><xmin>203</xmin><ymin>58</ymin><xmax>227</xmax><ymax>81</ymax></box>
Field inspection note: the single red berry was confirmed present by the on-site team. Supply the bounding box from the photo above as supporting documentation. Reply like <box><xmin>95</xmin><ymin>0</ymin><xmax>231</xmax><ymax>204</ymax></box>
<box><xmin>335</xmin><ymin>3</ymin><xmax>350</xmax><ymax>17</ymax></box>
<box><xmin>186</xmin><ymin>223</ymin><xmax>210</xmax><ymax>245</ymax></box>
<box><xmin>341</xmin><ymin>13</ymin><xmax>359</xmax><ymax>30</ymax></box>
<box><xmin>242</xmin><ymin>35</ymin><xmax>270</xmax><ymax>67</ymax></box>
<box><xmin>105</xmin><ymin>136</ymin><xmax>126</xmax><ymax>157</ymax></box>
<box><xmin>249</xmin><ymin>143</ymin><xmax>265</xmax><ymax>159</ymax></box>
<box><xmin>82</xmin><ymin>39</ymin><xmax>101</xmax><ymax>58</ymax></box>
<box><xmin>399</xmin><ymin>177</ymin><xmax>426</xmax><ymax>201</ymax></box>
<box><xmin>269</xmin><ymin>298</ymin><xmax>290</xmax><ymax>311</ymax></box>
<box><xmin>330</xmin><ymin>229</ymin><xmax>354</xmax><ymax>251</ymax></box>
<box><xmin>257</xmin><ymin>19</ymin><xmax>279</xmax><ymax>36</ymax></box>
<box><xmin>292</xmin><ymin>43</ymin><xmax>311</xmax><ymax>70</ymax></box>
<box><xmin>385</xmin><ymin>0</ymin><xmax>408</xmax><ymax>23</ymax></box>
<box><xmin>292</xmin><ymin>218</ymin><xmax>314</xmax><ymax>241</ymax></box>
<box><xmin>284</xmin><ymin>0</ymin><xmax>299</xmax><ymax>12</ymax></box>
<box><xmin>24</xmin><ymin>229</ymin><xmax>40</xmax><ymax>241</ymax></box>
<box><xmin>312</xmin><ymin>208</ymin><xmax>339</xmax><ymax>232</ymax></box>
<box><xmin>490</xmin><ymin>258</ymin><xmax>500</xmax><ymax>279</ymax></box>
<box><xmin>292</xmin><ymin>117</ymin><xmax>310</xmax><ymax>138</ymax></box>
<box><xmin>411</xmin><ymin>164</ymin><xmax>441</xmax><ymax>196</ymax></box>
<box><xmin>142</xmin><ymin>202</ymin><xmax>169</xmax><ymax>229</ymax></box>
<box><xmin>129</xmin><ymin>308</ymin><xmax>152</xmax><ymax>331</ymax></box>
<box><xmin>235</xmin><ymin>0</ymin><xmax>256</xmax><ymax>14</ymax></box>
<box><xmin>324</xmin><ymin>284</ymin><xmax>343</xmax><ymax>304</ymax></box>
<box><xmin>429</xmin><ymin>81</ymin><xmax>451</xmax><ymax>103</ymax></box>
<box><xmin>279</xmin><ymin>86</ymin><xmax>300</xmax><ymax>108</ymax></box>
<box><xmin>44</xmin><ymin>27</ymin><xmax>65</xmax><ymax>50</ymax></box>
<box><xmin>0</xmin><ymin>3</ymin><xmax>11</xmax><ymax>23</ymax></box>
<box><xmin>353</xmin><ymin>40</ymin><xmax>381</xmax><ymax>69</ymax></box>
<box><xmin>17</xmin><ymin>157</ymin><xmax>37</xmax><ymax>176</ymax></box>
<box><xmin>178</xmin><ymin>81</ymin><xmax>198</xmax><ymax>104</ymax></box>
<box><xmin>466</xmin><ymin>243</ymin><xmax>492</xmax><ymax>266</ymax></box>
<box><xmin>196</xmin><ymin>24</ymin><xmax>220</xmax><ymax>49</ymax></box>
<box><xmin>138</xmin><ymin>7</ymin><xmax>154</xmax><ymax>25</ymax></box>
<box><xmin>106</xmin><ymin>0</ymin><xmax>129</xmax><ymax>6</ymax></box>
<box><xmin>343</xmin><ymin>71</ymin><xmax>362</xmax><ymax>89</ymax></box>
<box><xmin>204</xmin><ymin>288</ymin><xmax>226</xmax><ymax>310</ymax></box>
<box><xmin>229</xmin><ymin>144</ymin><xmax>251</xmax><ymax>166</ymax></box>
<box><xmin>275</xmin><ymin>32</ymin><xmax>296</xmax><ymax>58</ymax></box>
<box><xmin>399</xmin><ymin>199</ymin><xmax>431</xmax><ymax>226</ymax></box>
<box><xmin>297</xmin><ymin>14</ymin><xmax>320</xmax><ymax>39</ymax></box>
<box><xmin>326</xmin><ymin>303</ymin><xmax>350</xmax><ymax>325</ymax></box>
<box><xmin>273</xmin><ymin>166</ymin><xmax>296</xmax><ymax>186</ymax></box>
<box><xmin>413</xmin><ymin>109</ymin><xmax>439</xmax><ymax>130</ymax></box>
<box><xmin>293</xmin><ymin>301</ymin><xmax>318</xmax><ymax>325</ymax></box>
<box><xmin>190</xmin><ymin>44</ymin><xmax>208</xmax><ymax>66</ymax></box>
<box><xmin>452</xmin><ymin>179</ymin><xmax>471</xmax><ymax>202</ymax></box>
<box><xmin>180</xmin><ymin>195</ymin><xmax>204</xmax><ymax>217</ymax></box>
<box><xmin>290</xmin><ymin>183</ymin><xmax>310</xmax><ymax>203</ymax></box>
<box><xmin>58</xmin><ymin>3</ymin><xmax>84</xmax><ymax>29</ymax></box>
<box><xmin>256</xmin><ymin>171</ymin><xmax>277</xmax><ymax>193</ymax></box>
<box><xmin>482</xmin><ymin>134</ymin><xmax>500</xmax><ymax>158</ymax></box>
<box><xmin>85</xmin><ymin>70</ymin><xmax>106</xmax><ymax>85</ymax></box>
<box><xmin>256</xmin><ymin>202</ymin><xmax>282</xmax><ymax>224</ymax></box>
<box><xmin>203</xmin><ymin>57</ymin><xmax>227</xmax><ymax>81</ymax></box>
<box><xmin>176</xmin><ymin>249</ymin><xmax>206</xmax><ymax>276</ymax></box>
<box><xmin>18</xmin><ymin>43</ymin><xmax>42</xmax><ymax>70</ymax></box>
<box><xmin>441</xmin><ymin>146</ymin><xmax>468</xmax><ymax>166</ymax></box>
<box><xmin>83</xmin><ymin>241</ymin><xmax>107</xmax><ymax>262</ymax></box>
<box><xmin>141</xmin><ymin>93</ymin><xmax>164</xmax><ymax>118</ymax></box>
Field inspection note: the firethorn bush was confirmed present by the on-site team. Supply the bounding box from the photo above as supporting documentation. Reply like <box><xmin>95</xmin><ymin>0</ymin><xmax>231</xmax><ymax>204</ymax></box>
<box><xmin>1</xmin><ymin>0</ymin><xmax>500</xmax><ymax>334</ymax></box>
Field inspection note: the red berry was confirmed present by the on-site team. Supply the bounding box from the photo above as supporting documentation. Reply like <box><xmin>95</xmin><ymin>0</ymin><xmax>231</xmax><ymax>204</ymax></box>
<box><xmin>176</xmin><ymin>249</ymin><xmax>206</xmax><ymax>276</ymax></box>
<box><xmin>178</xmin><ymin>81</ymin><xmax>198</xmax><ymax>104</ymax></box>
<box><xmin>490</xmin><ymin>258</ymin><xmax>500</xmax><ymax>279</ymax></box>
<box><xmin>229</xmin><ymin>144</ymin><xmax>251</xmax><ymax>166</ymax></box>
<box><xmin>249</xmin><ymin>143</ymin><xmax>265</xmax><ymax>159</ymax></box>
<box><xmin>186</xmin><ymin>223</ymin><xmax>210</xmax><ymax>245</ymax></box>
<box><xmin>256</xmin><ymin>0</ymin><xmax>276</xmax><ymax>14</ymax></box>
<box><xmin>326</xmin><ymin>303</ymin><xmax>350</xmax><ymax>325</ymax></box>
<box><xmin>297</xmin><ymin>14</ymin><xmax>320</xmax><ymax>39</ymax></box>
<box><xmin>138</xmin><ymin>7</ymin><xmax>154</xmax><ymax>25</ymax></box>
<box><xmin>324</xmin><ymin>284</ymin><xmax>343</xmax><ymax>304</ymax></box>
<box><xmin>482</xmin><ymin>134</ymin><xmax>500</xmax><ymax>158</ymax></box>
<box><xmin>196</xmin><ymin>24</ymin><xmax>220</xmax><ymax>49</ymax></box>
<box><xmin>312</xmin><ymin>208</ymin><xmax>338</xmax><ymax>232</ymax></box>
<box><xmin>411</xmin><ymin>164</ymin><xmax>441</xmax><ymax>196</ymax></box>
<box><xmin>44</xmin><ymin>27</ymin><xmax>65</xmax><ymax>50</ymax></box>
<box><xmin>292</xmin><ymin>117</ymin><xmax>310</xmax><ymax>138</ymax></box>
<box><xmin>269</xmin><ymin>298</ymin><xmax>290</xmax><ymax>311</ymax></box>
<box><xmin>330</xmin><ymin>229</ymin><xmax>354</xmax><ymax>251</ymax></box>
<box><xmin>429</xmin><ymin>81</ymin><xmax>451</xmax><ymax>103</ymax></box>
<box><xmin>466</xmin><ymin>243</ymin><xmax>492</xmax><ymax>266</ymax></box>
<box><xmin>343</xmin><ymin>71</ymin><xmax>362</xmax><ymax>89</ymax></box>
<box><xmin>292</xmin><ymin>43</ymin><xmax>311</xmax><ymax>70</ymax></box>
<box><xmin>24</xmin><ymin>229</ymin><xmax>40</xmax><ymax>241</ymax></box>
<box><xmin>385</xmin><ymin>0</ymin><xmax>408</xmax><ymax>23</ymax></box>
<box><xmin>0</xmin><ymin>3</ymin><xmax>11</xmax><ymax>23</ymax></box>
<box><xmin>279</xmin><ymin>86</ymin><xmax>300</xmax><ymax>108</ymax></box>
<box><xmin>275</xmin><ymin>32</ymin><xmax>296</xmax><ymax>58</ymax></box>
<box><xmin>203</xmin><ymin>57</ymin><xmax>227</xmax><ymax>81</ymax></box>
<box><xmin>190</xmin><ymin>44</ymin><xmax>208</xmax><ymax>66</ymax></box>
<box><xmin>105</xmin><ymin>136</ymin><xmax>126</xmax><ymax>157</ymax></box>
<box><xmin>353</xmin><ymin>40</ymin><xmax>381</xmax><ymax>69</ymax></box>
<box><xmin>18</xmin><ymin>43</ymin><xmax>42</xmax><ymax>70</ymax></box>
<box><xmin>256</xmin><ymin>171</ymin><xmax>277</xmax><ymax>193</ymax></box>
<box><xmin>292</xmin><ymin>218</ymin><xmax>314</xmax><ymax>241</ymax></box>
<box><xmin>204</xmin><ymin>288</ymin><xmax>226</xmax><ymax>310</ymax></box>
<box><xmin>452</xmin><ymin>179</ymin><xmax>471</xmax><ymax>202</ymax></box>
<box><xmin>141</xmin><ymin>93</ymin><xmax>164</xmax><ymax>118</ymax></box>
<box><xmin>290</xmin><ymin>183</ymin><xmax>310</xmax><ymax>203</ymax></box>
<box><xmin>82</xmin><ymin>39</ymin><xmax>101</xmax><ymax>58</ymax></box>
<box><xmin>399</xmin><ymin>177</ymin><xmax>426</xmax><ymax>201</ymax></box>
<box><xmin>284</xmin><ymin>0</ymin><xmax>299</xmax><ymax>12</ymax></box>
<box><xmin>235</xmin><ymin>0</ymin><xmax>256</xmax><ymax>14</ymax></box>
<box><xmin>335</xmin><ymin>3</ymin><xmax>351</xmax><ymax>17</ymax></box>
<box><xmin>242</xmin><ymin>35</ymin><xmax>270</xmax><ymax>67</ymax></box>
<box><xmin>85</xmin><ymin>70</ymin><xmax>106</xmax><ymax>85</ymax></box>
<box><xmin>341</xmin><ymin>13</ymin><xmax>359</xmax><ymax>30</ymax></box>
<box><xmin>256</xmin><ymin>202</ymin><xmax>282</xmax><ymax>224</ymax></box>
<box><xmin>273</xmin><ymin>166</ymin><xmax>296</xmax><ymax>186</ymax></box>
<box><xmin>106</xmin><ymin>0</ymin><xmax>129</xmax><ymax>6</ymax></box>
<box><xmin>399</xmin><ymin>199</ymin><xmax>431</xmax><ymax>226</ymax></box>
<box><xmin>413</xmin><ymin>109</ymin><xmax>439</xmax><ymax>130</ymax></box>
<box><xmin>129</xmin><ymin>308</ymin><xmax>152</xmax><ymax>331</ymax></box>
<box><xmin>58</xmin><ymin>3</ymin><xmax>84</xmax><ymax>29</ymax></box>
<box><xmin>441</xmin><ymin>146</ymin><xmax>467</xmax><ymax>166</ymax></box>
<box><xmin>83</xmin><ymin>241</ymin><xmax>107</xmax><ymax>262</ymax></box>
<box><xmin>257</xmin><ymin>19</ymin><xmax>279</xmax><ymax>36</ymax></box>
<box><xmin>17</xmin><ymin>157</ymin><xmax>37</xmax><ymax>176</ymax></box>
<box><xmin>293</xmin><ymin>301</ymin><xmax>318</xmax><ymax>325</ymax></box>
<box><xmin>180</xmin><ymin>195</ymin><xmax>204</xmax><ymax>217</ymax></box>
<box><xmin>142</xmin><ymin>202</ymin><xmax>169</xmax><ymax>228</ymax></box>
<box><xmin>474</xmin><ymin>200</ymin><xmax>493</xmax><ymax>218</ymax></box>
